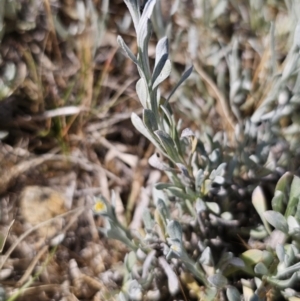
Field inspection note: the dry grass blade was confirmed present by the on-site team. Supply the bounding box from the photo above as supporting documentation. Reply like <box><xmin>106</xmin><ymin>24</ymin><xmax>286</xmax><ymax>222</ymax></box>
<box><xmin>16</xmin><ymin>245</ymin><xmax>48</xmax><ymax>287</ymax></box>
<box><xmin>193</xmin><ymin>61</ymin><xmax>237</xmax><ymax>135</ymax></box>
<box><xmin>8</xmin><ymin>284</ymin><xmax>63</xmax><ymax>301</ymax></box>
<box><xmin>0</xmin><ymin>220</ymin><xmax>14</xmax><ymax>253</ymax></box>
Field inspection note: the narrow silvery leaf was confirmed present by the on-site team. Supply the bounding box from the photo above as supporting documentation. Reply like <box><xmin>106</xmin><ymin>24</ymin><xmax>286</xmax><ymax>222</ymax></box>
<box><xmin>167</xmin><ymin>65</ymin><xmax>193</xmax><ymax>102</ymax></box>
<box><xmin>176</xmin><ymin>163</ymin><xmax>190</xmax><ymax>178</ymax></box>
<box><xmin>217</xmin><ymin>252</ymin><xmax>233</xmax><ymax>270</ymax></box>
<box><xmin>268</xmin><ymin>273</ymin><xmax>298</xmax><ymax>289</ymax></box>
<box><xmin>200</xmin><ymin>247</ymin><xmax>214</xmax><ymax>266</ymax></box>
<box><xmin>195</xmin><ymin>169</ymin><xmax>205</xmax><ymax>189</ymax></box>
<box><xmin>181</xmin><ymin>128</ymin><xmax>195</xmax><ymax>138</ymax></box>
<box><xmin>138</xmin><ymin>18</ymin><xmax>152</xmax><ymax>78</ymax></box>
<box><xmin>136</xmin><ymin>78</ymin><xmax>149</xmax><ymax>108</ymax></box>
<box><xmin>286</xmin><ymin>197</ymin><xmax>299</xmax><ymax>221</ymax></box>
<box><xmin>137</xmin><ymin>0</ymin><xmax>156</xmax><ymax>48</ymax></box>
<box><xmin>264</xmin><ymin>210</ymin><xmax>288</xmax><ymax>233</ymax></box>
<box><xmin>126</xmin><ymin>279</ymin><xmax>143</xmax><ymax>301</ymax></box>
<box><xmin>286</xmin><ymin>175</ymin><xmax>300</xmax><ymax>220</ymax></box>
<box><xmin>156</xmin><ymin>198</ymin><xmax>170</xmax><ymax>223</ymax></box>
<box><xmin>228</xmin><ymin>257</ymin><xmax>245</xmax><ymax>268</ymax></box>
<box><xmin>207</xmin><ymin>202</ymin><xmax>220</xmax><ymax>215</ymax></box>
<box><xmin>131</xmin><ymin>112</ymin><xmax>164</xmax><ymax>152</ymax></box>
<box><xmin>287</xmin><ymin>216</ymin><xmax>300</xmax><ymax>232</ymax></box>
<box><xmin>139</xmin><ymin>0</ymin><xmax>156</xmax><ymax>21</ymax></box>
<box><xmin>152</xmin><ymin>54</ymin><xmax>168</xmax><ymax>86</ymax></box>
<box><xmin>254</xmin><ymin>262</ymin><xmax>268</xmax><ymax>275</ymax></box>
<box><xmin>155</xmin><ymin>183</ymin><xmax>175</xmax><ymax>190</ymax></box>
<box><xmin>276</xmin><ymin>244</ymin><xmax>285</xmax><ymax>262</ymax></box>
<box><xmin>209</xmin><ymin>149</ymin><xmax>220</xmax><ymax>163</ymax></box>
<box><xmin>143</xmin><ymin>109</ymin><xmax>158</xmax><ymax>131</ymax></box>
<box><xmin>106</xmin><ymin>227</ymin><xmax>135</xmax><ymax>250</ymax></box>
<box><xmin>241</xmin><ymin>249</ymin><xmax>273</xmax><ymax>266</ymax></box>
<box><xmin>252</xmin><ymin>186</ymin><xmax>272</xmax><ymax>234</ymax></box>
<box><xmin>152</xmin><ymin>37</ymin><xmax>169</xmax><ymax>86</ymax></box>
<box><xmin>195</xmin><ymin>198</ymin><xmax>206</xmax><ymax>213</ymax></box>
<box><xmin>154</xmin><ymin>130</ymin><xmax>181</xmax><ymax>162</ymax></box>
<box><xmin>155</xmin><ymin>37</ymin><xmax>169</xmax><ymax>67</ymax></box>
<box><xmin>273</xmin><ymin>171</ymin><xmax>292</xmax><ymax>194</ymax></box>
<box><xmin>142</xmin><ymin>209</ymin><xmax>155</xmax><ymax>231</ymax></box>
<box><xmin>151</xmin><ymin>0</ymin><xmax>165</xmax><ymax>38</ymax></box>
<box><xmin>215</xmin><ymin>162</ymin><xmax>227</xmax><ymax>176</ymax></box>
<box><xmin>167</xmin><ymin>220</ymin><xmax>182</xmax><ymax>241</ymax></box>
<box><xmin>123</xmin><ymin>0</ymin><xmax>140</xmax><ymax>31</ymax></box>
<box><xmin>118</xmin><ymin>291</ymin><xmax>128</xmax><ymax>301</ymax></box>
<box><xmin>152</xmin><ymin>59</ymin><xmax>172</xmax><ymax>89</ymax></box>
<box><xmin>240</xmin><ymin>249</ymin><xmax>263</xmax><ymax>265</ymax></box>
<box><xmin>282</xmin><ymin>52</ymin><xmax>299</xmax><ymax>81</ymax></box>
<box><xmin>160</xmin><ymin>104</ymin><xmax>173</xmax><ymax>126</ymax></box>
<box><xmin>289</xmin><ymin>175</ymin><xmax>300</xmax><ymax>202</ymax></box>
<box><xmin>226</xmin><ymin>286</ymin><xmax>241</xmax><ymax>301</ymax></box>
<box><xmin>213</xmin><ymin>176</ymin><xmax>225</xmax><ymax>185</ymax></box>
<box><xmin>275</xmin><ymin>261</ymin><xmax>300</xmax><ymax>279</ymax></box>
<box><xmin>167</xmin><ymin>187</ymin><xmax>189</xmax><ymax>200</ymax></box>
<box><xmin>158</xmin><ymin>257</ymin><xmax>180</xmax><ymax>295</ymax></box>
<box><xmin>125</xmin><ymin>251</ymin><xmax>137</xmax><ymax>271</ymax></box>
<box><xmin>272</xmin><ymin>190</ymin><xmax>284</xmax><ymax>214</ymax></box>
<box><xmin>294</xmin><ymin>21</ymin><xmax>300</xmax><ymax>48</ymax></box>
<box><xmin>153</xmin><ymin>185</ymin><xmax>167</xmax><ymax>204</ymax></box>
<box><xmin>208</xmin><ymin>273</ymin><xmax>228</xmax><ymax>288</ymax></box>
<box><xmin>117</xmin><ymin>36</ymin><xmax>139</xmax><ymax>65</ymax></box>
<box><xmin>149</xmin><ymin>153</ymin><xmax>171</xmax><ymax>171</ymax></box>
<box><xmin>142</xmin><ymin>250</ymin><xmax>156</xmax><ymax>278</ymax></box>
<box><xmin>166</xmin><ymin>240</ymin><xmax>182</xmax><ymax>259</ymax></box>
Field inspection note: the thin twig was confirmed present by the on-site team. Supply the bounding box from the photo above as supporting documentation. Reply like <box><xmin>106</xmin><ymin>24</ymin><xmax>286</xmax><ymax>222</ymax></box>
<box><xmin>193</xmin><ymin>61</ymin><xmax>237</xmax><ymax>132</ymax></box>
<box><xmin>16</xmin><ymin>245</ymin><xmax>48</xmax><ymax>287</ymax></box>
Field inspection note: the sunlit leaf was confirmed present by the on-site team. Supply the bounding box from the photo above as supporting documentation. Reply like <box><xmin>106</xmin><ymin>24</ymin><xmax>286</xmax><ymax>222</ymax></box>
<box><xmin>252</xmin><ymin>186</ymin><xmax>272</xmax><ymax>234</ymax></box>
<box><xmin>152</xmin><ymin>37</ymin><xmax>169</xmax><ymax>85</ymax></box>
<box><xmin>131</xmin><ymin>112</ymin><xmax>164</xmax><ymax>152</ymax></box>
<box><xmin>254</xmin><ymin>262</ymin><xmax>268</xmax><ymax>275</ymax></box>
<box><xmin>155</xmin><ymin>130</ymin><xmax>182</xmax><ymax>163</ymax></box>
<box><xmin>286</xmin><ymin>175</ymin><xmax>300</xmax><ymax>221</ymax></box>
<box><xmin>152</xmin><ymin>59</ymin><xmax>172</xmax><ymax>89</ymax></box>
<box><xmin>226</xmin><ymin>286</ymin><xmax>241</xmax><ymax>301</ymax></box>
<box><xmin>143</xmin><ymin>109</ymin><xmax>158</xmax><ymax>131</ymax></box>
<box><xmin>264</xmin><ymin>210</ymin><xmax>288</xmax><ymax>233</ymax></box>
<box><xmin>166</xmin><ymin>65</ymin><xmax>193</xmax><ymax>102</ymax></box>
<box><xmin>167</xmin><ymin>220</ymin><xmax>182</xmax><ymax>242</ymax></box>
<box><xmin>136</xmin><ymin>78</ymin><xmax>149</xmax><ymax>108</ymax></box>
<box><xmin>206</xmin><ymin>202</ymin><xmax>220</xmax><ymax>215</ymax></box>
<box><xmin>241</xmin><ymin>249</ymin><xmax>273</xmax><ymax>267</ymax></box>
<box><xmin>208</xmin><ymin>273</ymin><xmax>228</xmax><ymax>288</ymax></box>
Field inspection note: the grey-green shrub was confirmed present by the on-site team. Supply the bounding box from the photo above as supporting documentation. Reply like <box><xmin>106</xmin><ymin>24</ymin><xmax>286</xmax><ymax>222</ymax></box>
<box><xmin>93</xmin><ymin>1</ymin><xmax>300</xmax><ymax>300</ymax></box>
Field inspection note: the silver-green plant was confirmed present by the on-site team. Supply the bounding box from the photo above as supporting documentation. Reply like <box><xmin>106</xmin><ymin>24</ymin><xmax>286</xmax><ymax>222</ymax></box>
<box><xmin>93</xmin><ymin>0</ymin><xmax>300</xmax><ymax>300</ymax></box>
<box><xmin>92</xmin><ymin>0</ymin><xmax>242</xmax><ymax>299</ymax></box>
<box><xmin>240</xmin><ymin>173</ymin><xmax>300</xmax><ymax>300</ymax></box>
